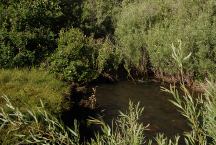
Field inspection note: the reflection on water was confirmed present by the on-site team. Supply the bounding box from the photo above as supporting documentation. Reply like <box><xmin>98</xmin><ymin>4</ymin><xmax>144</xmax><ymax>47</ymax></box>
<box><xmin>96</xmin><ymin>81</ymin><xmax>190</xmax><ymax>138</ymax></box>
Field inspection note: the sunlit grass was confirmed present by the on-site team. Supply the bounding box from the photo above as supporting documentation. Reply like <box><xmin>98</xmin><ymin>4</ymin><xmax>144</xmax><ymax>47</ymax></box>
<box><xmin>0</xmin><ymin>68</ymin><xmax>68</xmax><ymax>113</ymax></box>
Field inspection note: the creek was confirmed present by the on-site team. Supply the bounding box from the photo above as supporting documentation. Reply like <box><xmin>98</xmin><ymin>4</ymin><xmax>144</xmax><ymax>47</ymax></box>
<box><xmin>95</xmin><ymin>81</ymin><xmax>190</xmax><ymax>138</ymax></box>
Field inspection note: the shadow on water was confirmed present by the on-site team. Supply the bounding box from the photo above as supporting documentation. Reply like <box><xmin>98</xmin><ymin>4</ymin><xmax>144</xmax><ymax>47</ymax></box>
<box><xmin>95</xmin><ymin>81</ymin><xmax>190</xmax><ymax>139</ymax></box>
<box><xmin>61</xmin><ymin>83</ymin><xmax>101</xmax><ymax>143</ymax></box>
<box><xmin>62</xmin><ymin>81</ymin><xmax>191</xmax><ymax>144</ymax></box>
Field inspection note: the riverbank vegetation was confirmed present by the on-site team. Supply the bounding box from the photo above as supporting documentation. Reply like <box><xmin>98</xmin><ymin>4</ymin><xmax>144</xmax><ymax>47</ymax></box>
<box><xmin>0</xmin><ymin>0</ymin><xmax>216</xmax><ymax>144</ymax></box>
<box><xmin>1</xmin><ymin>0</ymin><xmax>215</xmax><ymax>83</ymax></box>
<box><xmin>1</xmin><ymin>81</ymin><xmax>216</xmax><ymax>144</ymax></box>
<box><xmin>0</xmin><ymin>69</ymin><xmax>68</xmax><ymax>113</ymax></box>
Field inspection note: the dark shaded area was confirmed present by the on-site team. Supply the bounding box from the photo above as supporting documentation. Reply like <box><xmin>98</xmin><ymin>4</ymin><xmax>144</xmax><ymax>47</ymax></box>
<box><xmin>61</xmin><ymin>83</ymin><xmax>101</xmax><ymax>143</ymax></box>
<box><xmin>91</xmin><ymin>62</ymin><xmax>128</xmax><ymax>84</ymax></box>
<box><xmin>59</xmin><ymin>0</ymin><xmax>83</xmax><ymax>28</ymax></box>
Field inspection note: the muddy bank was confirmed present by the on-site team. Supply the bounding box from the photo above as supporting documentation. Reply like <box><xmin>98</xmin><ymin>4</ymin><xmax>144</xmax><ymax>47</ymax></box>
<box><xmin>154</xmin><ymin>74</ymin><xmax>205</xmax><ymax>93</ymax></box>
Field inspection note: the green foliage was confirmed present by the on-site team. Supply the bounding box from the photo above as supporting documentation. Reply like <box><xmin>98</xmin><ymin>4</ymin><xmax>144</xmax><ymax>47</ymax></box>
<box><xmin>3</xmin><ymin>1</ymin><xmax>216</xmax><ymax>144</ymax></box>
<box><xmin>0</xmin><ymin>95</ymin><xmax>79</xmax><ymax>145</ymax></box>
<box><xmin>49</xmin><ymin>28</ymin><xmax>121</xmax><ymax>83</ymax></box>
<box><xmin>203</xmin><ymin>81</ymin><xmax>216</xmax><ymax>144</ymax></box>
<box><xmin>115</xmin><ymin>0</ymin><xmax>147</xmax><ymax>67</ymax></box>
<box><xmin>115</xmin><ymin>0</ymin><xmax>216</xmax><ymax>80</ymax></box>
<box><xmin>161</xmin><ymin>80</ymin><xmax>216</xmax><ymax>144</ymax></box>
<box><xmin>161</xmin><ymin>45</ymin><xmax>216</xmax><ymax>145</ymax></box>
<box><xmin>162</xmin><ymin>85</ymin><xmax>206</xmax><ymax>145</ymax></box>
<box><xmin>89</xmin><ymin>101</ymin><xmax>148</xmax><ymax>145</ymax></box>
<box><xmin>97</xmin><ymin>38</ymin><xmax>123</xmax><ymax>76</ymax></box>
<box><xmin>0</xmin><ymin>69</ymin><xmax>68</xmax><ymax>113</ymax></box>
<box><xmin>49</xmin><ymin>28</ymin><xmax>98</xmax><ymax>83</ymax></box>
<box><xmin>1</xmin><ymin>0</ymin><xmax>216</xmax><ymax>81</ymax></box>
<box><xmin>58</xmin><ymin>0</ymin><xmax>83</xmax><ymax>28</ymax></box>
<box><xmin>3</xmin><ymin>80</ymin><xmax>216</xmax><ymax>145</ymax></box>
<box><xmin>146</xmin><ymin>0</ymin><xmax>216</xmax><ymax>79</ymax></box>
<box><xmin>0</xmin><ymin>0</ymin><xmax>62</xmax><ymax>68</ymax></box>
<box><xmin>171</xmin><ymin>40</ymin><xmax>192</xmax><ymax>83</ymax></box>
<box><xmin>155</xmin><ymin>134</ymin><xmax>180</xmax><ymax>145</ymax></box>
<box><xmin>81</xmin><ymin>0</ymin><xmax>120</xmax><ymax>37</ymax></box>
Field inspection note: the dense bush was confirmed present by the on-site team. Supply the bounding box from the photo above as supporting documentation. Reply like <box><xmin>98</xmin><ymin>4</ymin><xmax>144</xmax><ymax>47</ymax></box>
<box><xmin>0</xmin><ymin>0</ymin><xmax>62</xmax><ymax>68</ymax></box>
<box><xmin>49</xmin><ymin>28</ymin><xmax>121</xmax><ymax>83</ymax></box>
<box><xmin>115</xmin><ymin>0</ymin><xmax>154</xmax><ymax>75</ymax></box>
<box><xmin>0</xmin><ymin>0</ymin><xmax>120</xmax><ymax>70</ymax></box>
<box><xmin>146</xmin><ymin>0</ymin><xmax>216</xmax><ymax>80</ymax></box>
<box><xmin>49</xmin><ymin>28</ymin><xmax>97</xmax><ymax>83</ymax></box>
<box><xmin>115</xmin><ymin>0</ymin><xmax>216</xmax><ymax>80</ymax></box>
<box><xmin>81</xmin><ymin>0</ymin><xmax>120</xmax><ymax>37</ymax></box>
<box><xmin>1</xmin><ymin>0</ymin><xmax>215</xmax><ymax>82</ymax></box>
<box><xmin>58</xmin><ymin>0</ymin><xmax>83</xmax><ymax>28</ymax></box>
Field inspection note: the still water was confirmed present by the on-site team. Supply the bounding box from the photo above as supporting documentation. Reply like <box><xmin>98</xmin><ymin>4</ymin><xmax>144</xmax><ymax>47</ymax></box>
<box><xmin>96</xmin><ymin>81</ymin><xmax>190</xmax><ymax>138</ymax></box>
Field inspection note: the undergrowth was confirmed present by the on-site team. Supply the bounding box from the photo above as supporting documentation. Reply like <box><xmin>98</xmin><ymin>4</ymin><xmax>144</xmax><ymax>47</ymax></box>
<box><xmin>0</xmin><ymin>69</ymin><xmax>68</xmax><ymax>113</ymax></box>
<box><xmin>0</xmin><ymin>95</ymin><xmax>79</xmax><ymax>145</ymax></box>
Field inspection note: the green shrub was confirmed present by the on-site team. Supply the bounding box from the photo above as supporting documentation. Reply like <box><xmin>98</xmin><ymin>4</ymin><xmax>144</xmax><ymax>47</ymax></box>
<box><xmin>115</xmin><ymin>0</ymin><xmax>216</xmax><ymax>80</ymax></box>
<box><xmin>81</xmin><ymin>0</ymin><xmax>119</xmax><ymax>37</ymax></box>
<box><xmin>115</xmin><ymin>0</ymin><xmax>146</xmax><ymax>68</ymax></box>
<box><xmin>146</xmin><ymin>0</ymin><xmax>216</xmax><ymax>80</ymax></box>
<box><xmin>49</xmin><ymin>28</ymin><xmax>121</xmax><ymax>83</ymax></box>
<box><xmin>115</xmin><ymin>0</ymin><xmax>171</xmax><ymax>75</ymax></box>
<box><xmin>49</xmin><ymin>28</ymin><xmax>99</xmax><ymax>83</ymax></box>
<box><xmin>0</xmin><ymin>0</ymin><xmax>62</xmax><ymax>68</ymax></box>
<box><xmin>203</xmin><ymin>80</ymin><xmax>216</xmax><ymax>144</ymax></box>
<box><xmin>58</xmin><ymin>0</ymin><xmax>83</xmax><ymax>28</ymax></box>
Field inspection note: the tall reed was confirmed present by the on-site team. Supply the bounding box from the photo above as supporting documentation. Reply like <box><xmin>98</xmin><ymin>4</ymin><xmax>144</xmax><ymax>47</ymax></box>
<box><xmin>161</xmin><ymin>41</ymin><xmax>216</xmax><ymax>145</ymax></box>
<box><xmin>88</xmin><ymin>101</ymin><xmax>148</xmax><ymax>145</ymax></box>
<box><xmin>0</xmin><ymin>95</ymin><xmax>79</xmax><ymax>145</ymax></box>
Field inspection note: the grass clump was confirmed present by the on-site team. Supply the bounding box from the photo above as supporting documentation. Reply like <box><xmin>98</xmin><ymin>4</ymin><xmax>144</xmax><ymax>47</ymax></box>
<box><xmin>203</xmin><ymin>81</ymin><xmax>216</xmax><ymax>144</ymax></box>
<box><xmin>0</xmin><ymin>69</ymin><xmax>68</xmax><ymax>113</ymax></box>
<box><xmin>0</xmin><ymin>95</ymin><xmax>79</xmax><ymax>145</ymax></box>
<box><xmin>49</xmin><ymin>28</ymin><xmax>122</xmax><ymax>83</ymax></box>
<box><xmin>89</xmin><ymin>101</ymin><xmax>148</xmax><ymax>145</ymax></box>
<box><xmin>155</xmin><ymin>134</ymin><xmax>180</xmax><ymax>145</ymax></box>
<box><xmin>161</xmin><ymin>79</ymin><xmax>216</xmax><ymax>145</ymax></box>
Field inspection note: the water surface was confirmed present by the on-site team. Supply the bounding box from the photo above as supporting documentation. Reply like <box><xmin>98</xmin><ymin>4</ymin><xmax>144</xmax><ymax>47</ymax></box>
<box><xmin>96</xmin><ymin>81</ymin><xmax>190</xmax><ymax>138</ymax></box>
